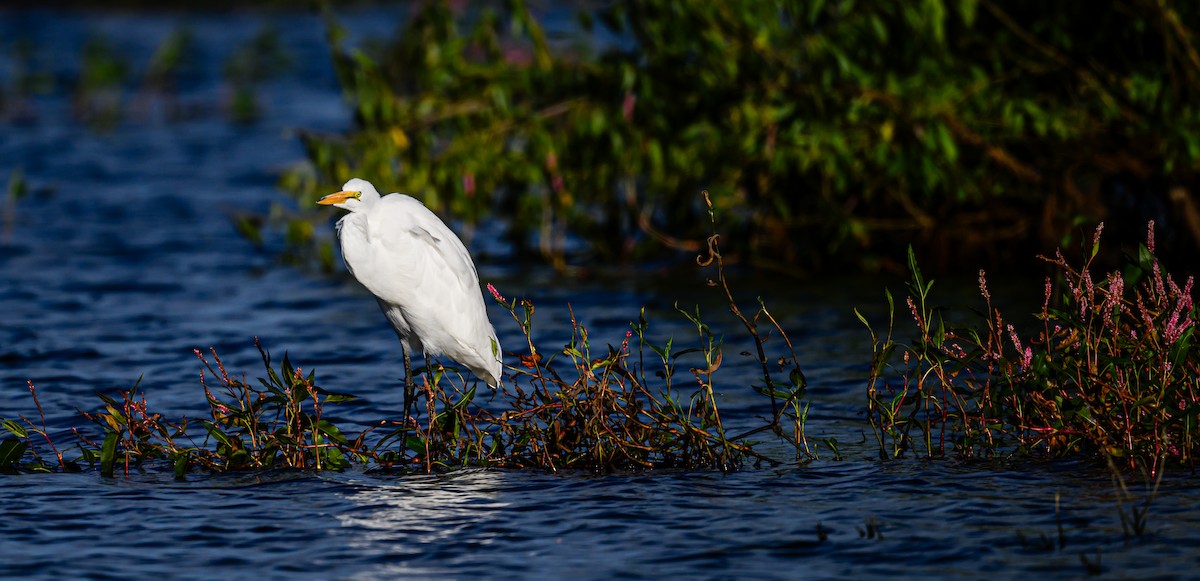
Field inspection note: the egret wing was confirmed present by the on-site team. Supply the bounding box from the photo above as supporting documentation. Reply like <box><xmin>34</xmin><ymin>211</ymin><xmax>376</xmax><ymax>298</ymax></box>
<box><xmin>360</xmin><ymin>195</ymin><xmax>500</xmax><ymax>382</ymax></box>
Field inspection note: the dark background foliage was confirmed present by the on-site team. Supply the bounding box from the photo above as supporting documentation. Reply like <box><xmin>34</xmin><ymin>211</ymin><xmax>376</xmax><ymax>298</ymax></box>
<box><xmin>258</xmin><ymin>0</ymin><xmax>1200</xmax><ymax>276</ymax></box>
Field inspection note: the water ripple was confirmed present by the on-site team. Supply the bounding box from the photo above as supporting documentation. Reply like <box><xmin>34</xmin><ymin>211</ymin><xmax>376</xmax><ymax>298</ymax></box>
<box><xmin>1</xmin><ymin>7</ymin><xmax>1198</xmax><ymax>581</ymax></box>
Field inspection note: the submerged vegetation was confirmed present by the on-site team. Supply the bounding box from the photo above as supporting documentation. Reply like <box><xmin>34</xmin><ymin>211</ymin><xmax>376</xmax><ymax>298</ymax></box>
<box><xmin>1</xmin><ymin>204</ymin><xmax>812</xmax><ymax>476</ymax></box>
<box><xmin>1</xmin><ymin>0</ymin><xmax>1196</xmax><ymax>489</ymax></box>
<box><xmin>1</xmin><ymin>22</ymin><xmax>291</xmax><ymax>128</ymax></box>
<box><xmin>6</xmin><ymin>209</ymin><xmax>1198</xmax><ymax>478</ymax></box>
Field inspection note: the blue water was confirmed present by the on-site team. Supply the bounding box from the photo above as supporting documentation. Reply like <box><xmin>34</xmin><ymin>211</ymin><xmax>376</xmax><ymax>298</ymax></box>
<box><xmin>1</xmin><ymin>7</ymin><xmax>1197</xmax><ymax>579</ymax></box>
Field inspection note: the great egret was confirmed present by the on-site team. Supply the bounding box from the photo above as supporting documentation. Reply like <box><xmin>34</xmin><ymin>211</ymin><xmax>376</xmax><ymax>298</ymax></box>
<box><xmin>317</xmin><ymin>178</ymin><xmax>503</xmax><ymax>432</ymax></box>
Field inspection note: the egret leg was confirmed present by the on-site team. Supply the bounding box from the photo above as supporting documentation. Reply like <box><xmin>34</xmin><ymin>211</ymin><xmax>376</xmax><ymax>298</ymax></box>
<box><xmin>399</xmin><ymin>346</ymin><xmax>416</xmax><ymax>461</ymax></box>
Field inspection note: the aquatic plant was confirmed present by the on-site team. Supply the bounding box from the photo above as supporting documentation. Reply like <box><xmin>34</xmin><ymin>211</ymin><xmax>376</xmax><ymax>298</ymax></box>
<box><xmin>396</xmin><ymin>203</ymin><xmax>810</xmax><ymax>472</ymax></box>
<box><xmin>75</xmin><ymin>35</ymin><xmax>129</xmax><ymax>129</ymax></box>
<box><xmin>1</xmin><ymin>343</ymin><xmax>369</xmax><ymax>477</ymax></box>
<box><xmin>0</xmin><ymin>202</ymin><xmax>809</xmax><ymax>476</ymax></box>
<box><xmin>385</xmin><ymin>293</ymin><xmax>757</xmax><ymax>473</ymax></box>
<box><xmin>862</xmin><ymin>221</ymin><xmax>1199</xmax><ymax>473</ymax></box>
<box><xmin>0</xmin><ymin>382</ymin><xmax>74</xmax><ymax>474</ymax></box>
<box><xmin>257</xmin><ymin>0</ymin><xmax>1200</xmax><ymax>274</ymax></box>
<box><xmin>2</xmin><ymin>167</ymin><xmax>27</xmax><ymax>243</ymax></box>
<box><xmin>2</xmin><ymin>24</ymin><xmax>287</xmax><ymax>128</ymax></box>
<box><xmin>222</xmin><ymin>26</ymin><xmax>291</xmax><ymax>123</ymax></box>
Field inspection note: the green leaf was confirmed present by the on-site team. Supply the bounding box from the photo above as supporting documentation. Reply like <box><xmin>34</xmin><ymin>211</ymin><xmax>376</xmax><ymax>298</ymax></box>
<box><xmin>450</xmin><ymin>385</ymin><xmax>478</xmax><ymax>411</ymax></box>
<box><xmin>1137</xmin><ymin>243</ymin><xmax>1154</xmax><ymax>272</ymax></box>
<box><xmin>935</xmin><ymin>122</ymin><xmax>957</xmax><ymax>163</ymax></box>
<box><xmin>905</xmin><ymin>245</ymin><xmax>931</xmax><ymax>296</ymax></box>
<box><xmin>201</xmin><ymin>420</ymin><xmax>234</xmax><ymax>448</ymax></box>
<box><xmin>320</xmin><ymin>392</ymin><xmax>358</xmax><ymax>404</ymax></box>
<box><xmin>173</xmin><ymin>452</ymin><xmax>189</xmax><ymax>480</ymax></box>
<box><xmin>100</xmin><ymin>431</ymin><xmax>119</xmax><ymax>478</ymax></box>
<box><xmin>789</xmin><ymin>368</ymin><xmax>807</xmax><ymax>388</ymax></box>
<box><xmin>0</xmin><ymin>437</ymin><xmax>27</xmax><ymax>469</ymax></box>
<box><xmin>1</xmin><ymin>419</ymin><xmax>27</xmax><ymax>439</ymax></box>
<box><xmin>316</xmin><ymin>421</ymin><xmax>349</xmax><ymax>444</ymax></box>
<box><xmin>282</xmin><ymin>354</ymin><xmax>296</xmax><ymax>388</ymax></box>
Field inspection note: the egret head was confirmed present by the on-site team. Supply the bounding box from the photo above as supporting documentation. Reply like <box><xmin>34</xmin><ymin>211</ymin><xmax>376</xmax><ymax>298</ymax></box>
<box><xmin>316</xmin><ymin>178</ymin><xmax>381</xmax><ymax>211</ymax></box>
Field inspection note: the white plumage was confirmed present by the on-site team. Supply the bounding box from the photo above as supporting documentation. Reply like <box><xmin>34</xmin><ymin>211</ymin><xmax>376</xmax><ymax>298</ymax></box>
<box><xmin>318</xmin><ymin>178</ymin><xmax>502</xmax><ymax>391</ymax></box>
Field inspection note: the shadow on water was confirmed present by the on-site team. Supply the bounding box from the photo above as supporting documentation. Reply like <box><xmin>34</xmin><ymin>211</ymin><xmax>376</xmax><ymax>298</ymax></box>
<box><xmin>0</xmin><ymin>6</ymin><xmax>1197</xmax><ymax>580</ymax></box>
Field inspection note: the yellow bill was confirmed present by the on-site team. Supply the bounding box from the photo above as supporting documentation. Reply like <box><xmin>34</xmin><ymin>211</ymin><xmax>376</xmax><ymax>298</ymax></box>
<box><xmin>316</xmin><ymin>190</ymin><xmax>361</xmax><ymax>205</ymax></box>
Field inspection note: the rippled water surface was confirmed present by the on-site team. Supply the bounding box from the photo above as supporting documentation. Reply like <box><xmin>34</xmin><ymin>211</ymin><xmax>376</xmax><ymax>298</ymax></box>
<box><xmin>1</xmin><ymin>8</ymin><xmax>1198</xmax><ymax>580</ymax></box>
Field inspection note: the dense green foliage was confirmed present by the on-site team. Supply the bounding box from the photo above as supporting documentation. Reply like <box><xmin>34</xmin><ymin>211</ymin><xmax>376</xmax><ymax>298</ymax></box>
<box><xmin>272</xmin><ymin>0</ymin><xmax>1200</xmax><ymax>273</ymax></box>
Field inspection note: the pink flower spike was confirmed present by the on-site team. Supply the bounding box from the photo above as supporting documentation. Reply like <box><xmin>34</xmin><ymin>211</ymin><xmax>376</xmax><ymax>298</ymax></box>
<box><xmin>487</xmin><ymin>283</ymin><xmax>506</xmax><ymax>303</ymax></box>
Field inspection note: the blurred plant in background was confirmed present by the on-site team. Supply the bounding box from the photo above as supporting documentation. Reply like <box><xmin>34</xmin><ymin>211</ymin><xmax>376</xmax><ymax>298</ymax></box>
<box><xmin>74</xmin><ymin>35</ymin><xmax>130</xmax><ymax>129</ymax></box>
<box><xmin>264</xmin><ymin>0</ymin><xmax>1200</xmax><ymax>274</ymax></box>
<box><xmin>2</xmin><ymin>168</ymin><xmax>28</xmax><ymax>243</ymax></box>
<box><xmin>1</xmin><ymin>23</ymin><xmax>287</xmax><ymax>127</ymax></box>
<box><xmin>223</xmin><ymin>26</ymin><xmax>292</xmax><ymax>123</ymax></box>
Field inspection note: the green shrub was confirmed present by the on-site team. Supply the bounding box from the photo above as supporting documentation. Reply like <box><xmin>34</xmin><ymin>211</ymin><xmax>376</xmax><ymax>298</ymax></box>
<box><xmin>259</xmin><ymin>0</ymin><xmax>1200</xmax><ymax>273</ymax></box>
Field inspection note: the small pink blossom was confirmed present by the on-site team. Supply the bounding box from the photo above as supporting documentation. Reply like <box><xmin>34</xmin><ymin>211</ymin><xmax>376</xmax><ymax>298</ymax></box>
<box><xmin>1091</xmin><ymin>222</ymin><xmax>1105</xmax><ymax>251</ymax></box>
<box><xmin>1104</xmin><ymin>273</ymin><xmax>1124</xmax><ymax>315</ymax></box>
<box><xmin>486</xmin><ymin>283</ymin><xmax>506</xmax><ymax>303</ymax></box>
<box><xmin>1153</xmin><ymin>262</ymin><xmax>1166</xmax><ymax>299</ymax></box>
<box><xmin>907</xmin><ymin>296</ymin><xmax>921</xmax><ymax>329</ymax></box>
<box><xmin>622</xmin><ymin>91</ymin><xmax>637</xmax><ymax>121</ymax></box>
<box><xmin>1164</xmin><ymin>280</ymin><xmax>1193</xmax><ymax>344</ymax></box>
<box><xmin>1007</xmin><ymin>325</ymin><xmax>1030</xmax><ymax>369</ymax></box>
<box><xmin>1080</xmin><ymin>270</ymin><xmax>1094</xmax><ymax>317</ymax></box>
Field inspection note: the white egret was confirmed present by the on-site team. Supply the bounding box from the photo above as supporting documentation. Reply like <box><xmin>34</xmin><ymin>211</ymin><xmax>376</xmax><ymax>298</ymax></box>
<box><xmin>317</xmin><ymin>178</ymin><xmax>503</xmax><ymax>430</ymax></box>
